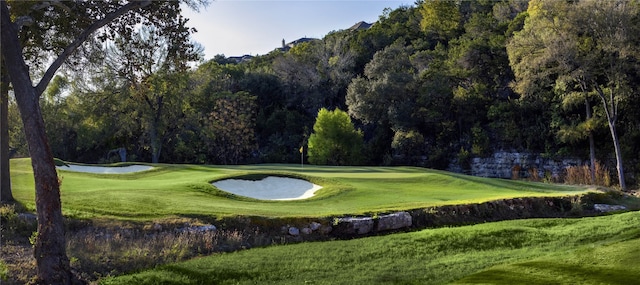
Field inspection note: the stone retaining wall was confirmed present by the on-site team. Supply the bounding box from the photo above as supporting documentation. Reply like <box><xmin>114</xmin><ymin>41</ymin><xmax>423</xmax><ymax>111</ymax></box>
<box><xmin>449</xmin><ymin>151</ymin><xmax>585</xmax><ymax>180</ymax></box>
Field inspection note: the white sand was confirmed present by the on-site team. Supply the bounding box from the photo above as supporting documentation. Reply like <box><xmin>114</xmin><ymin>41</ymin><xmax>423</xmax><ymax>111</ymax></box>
<box><xmin>56</xmin><ymin>164</ymin><xmax>153</xmax><ymax>174</ymax></box>
<box><xmin>212</xmin><ymin>176</ymin><xmax>323</xmax><ymax>201</ymax></box>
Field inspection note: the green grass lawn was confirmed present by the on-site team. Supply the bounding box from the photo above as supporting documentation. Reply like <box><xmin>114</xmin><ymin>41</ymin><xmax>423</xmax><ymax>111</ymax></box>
<box><xmin>10</xmin><ymin>158</ymin><xmax>589</xmax><ymax>220</ymax></box>
<box><xmin>10</xmin><ymin>158</ymin><xmax>636</xmax><ymax>284</ymax></box>
<box><xmin>100</xmin><ymin>210</ymin><xmax>640</xmax><ymax>285</ymax></box>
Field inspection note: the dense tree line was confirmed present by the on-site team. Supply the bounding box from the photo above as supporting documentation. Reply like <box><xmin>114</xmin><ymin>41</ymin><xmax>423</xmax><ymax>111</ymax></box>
<box><xmin>6</xmin><ymin>0</ymin><xmax>640</xmax><ymax>188</ymax></box>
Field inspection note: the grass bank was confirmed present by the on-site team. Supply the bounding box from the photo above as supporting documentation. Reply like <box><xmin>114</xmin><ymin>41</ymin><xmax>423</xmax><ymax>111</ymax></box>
<box><xmin>10</xmin><ymin>158</ymin><xmax>589</xmax><ymax>220</ymax></box>
<box><xmin>101</xmin><ymin>210</ymin><xmax>640</xmax><ymax>285</ymax></box>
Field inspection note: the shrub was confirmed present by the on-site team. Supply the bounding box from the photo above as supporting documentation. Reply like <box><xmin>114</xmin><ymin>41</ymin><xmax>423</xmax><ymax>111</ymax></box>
<box><xmin>0</xmin><ymin>203</ymin><xmax>37</xmax><ymax>239</ymax></box>
<box><xmin>308</xmin><ymin>108</ymin><xmax>363</xmax><ymax>165</ymax></box>
<box><xmin>564</xmin><ymin>161</ymin><xmax>612</xmax><ymax>187</ymax></box>
<box><xmin>457</xmin><ymin>147</ymin><xmax>471</xmax><ymax>171</ymax></box>
<box><xmin>391</xmin><ymin>130</ymin><xmax>425</xmax><ymax>164</ymax></box>
<box><xmin>528</xmin><ymin>167</ymin><xmax>541</xmax><ymax>182</ymax></box>
<box><xmin>511</xmin><ymin>165</ymin><xmax>521</xmax><ymax>180</ymax></box>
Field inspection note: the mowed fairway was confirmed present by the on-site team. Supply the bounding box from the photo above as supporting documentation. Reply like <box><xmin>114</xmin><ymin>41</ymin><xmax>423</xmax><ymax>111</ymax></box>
<box><xmin>10</xmin><ymin>158</ymin><xmax>589</xmax><ymax>219</ymax></box>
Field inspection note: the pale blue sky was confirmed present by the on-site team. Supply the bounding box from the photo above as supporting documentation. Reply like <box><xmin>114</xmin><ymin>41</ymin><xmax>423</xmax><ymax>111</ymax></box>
<box><xmin>182</xmin><ymin>0</ymin><xmax>415</xmax><ymax>59</ymax></box>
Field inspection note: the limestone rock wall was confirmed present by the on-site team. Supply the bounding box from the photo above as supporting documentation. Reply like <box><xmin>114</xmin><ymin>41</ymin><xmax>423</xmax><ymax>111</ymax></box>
<box><xmin>450</xmin><ymin>151</ymin><xmax>585</xmax><ymax>180</ymax></box>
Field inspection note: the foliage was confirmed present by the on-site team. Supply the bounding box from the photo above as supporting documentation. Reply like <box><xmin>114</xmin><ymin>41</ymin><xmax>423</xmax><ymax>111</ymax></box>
<box><xmin>0</xmin><ymin>203</ymin><xmax>37</xmax><ymax>240</ymax></box>
<box><xmin>391</xmin><ymin>129</ymin><xmax>425</xmax><ymax>164</ymax></box>
<box><xmin>104</xmin><ymin>26</ymin><xmax>198</xmax><ymax>163</ymax></box>
<box><xmin>6</xmin><ymin>0</ymin><xmax>640</xmax><ymax>187</ymax></box>
<box><xmin>419</xmin><ymin>0</ymin><xmax>462</xmax><ymax>40</ymax></box>
<box><xmin>346</xmin><ymin>41</ymin><xmax>415</xmax><ymax>126</ymax></box>
<box><xmin>507</xmin><ymin>0</ymin><xmax>640</xmax><ymax>190</ymax></box>
<box><xmin>206</xmin><ymin>91</ymin><xmax>257</xmax><ymax>164</ymax></box>
<box><xmin>308</xmin><ymin>108</ymin><xmax>363</xmax><ymax>165</ymax></box>
<box><xmin>5</xmin><ymin>95</ymin><xmax>27</xmax><ymax>157</ymax></box>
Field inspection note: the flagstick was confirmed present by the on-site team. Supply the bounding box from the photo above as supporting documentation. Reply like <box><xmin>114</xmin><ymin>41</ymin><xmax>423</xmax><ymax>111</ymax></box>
<box><xmin>300</xmin><ymin>148</ymin><xmax>304</xmax><ymax>169</ymax></box>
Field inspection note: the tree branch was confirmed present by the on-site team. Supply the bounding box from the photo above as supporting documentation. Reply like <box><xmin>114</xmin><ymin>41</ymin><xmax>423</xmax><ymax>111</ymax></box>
<box><xmin>34</xmin><ymin>0</ymin><xmax>152</xmax><ymax>97</ymax></box>
<box><xmin>14</xmin><ymin>16</ymin><xmax>34</xmax><ymax>31</ymax></box>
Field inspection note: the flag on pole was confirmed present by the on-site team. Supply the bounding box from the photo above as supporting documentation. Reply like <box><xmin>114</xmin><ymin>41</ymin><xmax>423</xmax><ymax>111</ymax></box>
<box><xmin>300</xmin><ymin>146</ymin><xmax>304</xmax><ymax>169</ymax></box>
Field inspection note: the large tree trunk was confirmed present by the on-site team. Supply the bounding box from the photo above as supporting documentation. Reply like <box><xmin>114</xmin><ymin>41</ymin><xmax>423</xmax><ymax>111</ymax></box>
<box><xmin>16</xmin><ymin>79</ymin><xmax>71</xmax><ymax>285</ymax></box>
<box><xmin>1</xmin><ymin>5</ymin><xmax>72</xmax><ymax>284</ymax></box>
<box><xmin>1</xmin><ymin>62</ymin><xmax>14</xmax><ymax>202</ymax></box>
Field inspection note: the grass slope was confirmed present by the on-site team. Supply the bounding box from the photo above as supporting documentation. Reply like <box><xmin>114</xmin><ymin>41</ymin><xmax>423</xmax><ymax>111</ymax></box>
<box><xmin>10</xmin><ymin>158</ymin><xmax>588</xmax><ymax>220</ymax></box>
<box><xmin>101</xmin><ymin>210</ymin><xmax>640</xmax><ymax>285</ymax></box>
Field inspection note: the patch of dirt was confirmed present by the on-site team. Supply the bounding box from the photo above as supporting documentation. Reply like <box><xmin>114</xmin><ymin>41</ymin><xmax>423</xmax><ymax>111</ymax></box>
<box><xmin>0</xmin><ymin>241</ymin><xmax>36</xmax><ymax>285</ymax></box>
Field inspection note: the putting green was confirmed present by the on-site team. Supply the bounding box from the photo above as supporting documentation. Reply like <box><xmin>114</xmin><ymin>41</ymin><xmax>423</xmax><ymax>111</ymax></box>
<box><xmin>10</xmin><ymin>158</ymin><xmax>590</xmax><ymax>220</ymax></box>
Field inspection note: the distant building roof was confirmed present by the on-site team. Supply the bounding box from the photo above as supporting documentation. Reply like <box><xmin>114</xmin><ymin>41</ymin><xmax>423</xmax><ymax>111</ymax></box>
<box><xmin>349</xmin><ymin>21</ymin><xmax>372</xmax><ymax>31</ymax></box>
<box><xmin>286</xmin><ymin>37</ymin><xmax>319</xmax><ymax>47</ymax></box>
<box><xmin>227</xmin><ymin>55</ymin><xmax>254</xmax><ymax>63</ymax></box>
<box><xmin>277</xmin><ymin>37</ymin><xmax>320</xmax><ymax>52</ymax></box>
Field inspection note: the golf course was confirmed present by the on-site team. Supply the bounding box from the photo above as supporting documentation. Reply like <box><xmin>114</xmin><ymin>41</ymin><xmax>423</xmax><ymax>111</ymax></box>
<box><xmin>10</xmin><ymin>158</ymin><xmax>590</xmax><ymax>219</ymax></box>
<box><xmin>6</xmin><ymin>158</ymin><xmax>640</xmax><ymax>284</ymax></box>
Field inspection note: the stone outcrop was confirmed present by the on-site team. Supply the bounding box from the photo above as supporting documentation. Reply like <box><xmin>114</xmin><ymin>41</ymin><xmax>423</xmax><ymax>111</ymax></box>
<box><xmin>178</xmin><ymin>224</ymin><xmax>217</xmax><ymax>233</ymax></box>
<box><xmin>288</xmin><ymin>227</ymin><xmax>300</xmax><ymax>236</ymax></box>
<box><xmin>376</xmin><ymin>212</ymin><xmax>412</xmax><ymax>232</ymax></box>
<box><xmin>333</xmin><ymin>212</ymin><xmax>413</xmax><ymax>236</ymax></box>
<box><xmin>286</xmin><ymin>222</ymin><xmax>332</xmax><ymax>236</ymax></box>
<box><xmin>593</xmin><ymin>204</ymin><xmax>627</xmax><ymax>213</ymax></box>
<box><xmin>334</xmin><ymin>217</ymin><xmax>375</xmax><ymax>235</ymax></box>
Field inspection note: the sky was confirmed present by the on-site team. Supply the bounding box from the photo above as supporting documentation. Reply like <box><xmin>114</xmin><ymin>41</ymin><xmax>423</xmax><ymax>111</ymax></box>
<box><xmin>181</xmin><ymin>0</ymin><xmax>415</xmax><ymax>59</ymax></box>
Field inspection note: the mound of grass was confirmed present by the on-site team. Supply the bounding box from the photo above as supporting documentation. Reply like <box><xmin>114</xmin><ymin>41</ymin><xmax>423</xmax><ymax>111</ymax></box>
<box><xmin>100</xmin><ymin>210</ymin><xmax>640</xmax><ymax>285</ymax></box>
<box><xmin>10</xmin><ymin>158</ymin><xmax>590</xmax><ymax>220</ymax></box>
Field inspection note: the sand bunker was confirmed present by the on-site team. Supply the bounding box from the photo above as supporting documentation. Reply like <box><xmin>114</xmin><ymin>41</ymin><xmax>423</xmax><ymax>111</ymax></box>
<box><xmin>56</xmin><ymin>164</ymin><xmax>153</xmax><ymax>174</ymax></box>
<box><xmin>212</xmin><ymin>176</ymin><xmax>322</xmax><ymax>201</ymax></box>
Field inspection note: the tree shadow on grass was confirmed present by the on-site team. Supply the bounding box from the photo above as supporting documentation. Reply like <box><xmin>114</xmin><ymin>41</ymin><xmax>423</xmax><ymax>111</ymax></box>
<box><xmin>147</xmin><ymin>265</ymin><xmax>256</xmax><ymax>285</ymax></box>
<box><xmin>455</xmin><ymin>260</ymin><xmax>640</xmax><ymax>285</ymax></box>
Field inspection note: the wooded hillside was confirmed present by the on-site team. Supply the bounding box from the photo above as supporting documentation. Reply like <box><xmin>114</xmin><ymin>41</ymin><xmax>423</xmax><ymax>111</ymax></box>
<box><xmin>6</xmin><ymin>0</ymin><xmax>639</xmax><ymax>187</ymax></box>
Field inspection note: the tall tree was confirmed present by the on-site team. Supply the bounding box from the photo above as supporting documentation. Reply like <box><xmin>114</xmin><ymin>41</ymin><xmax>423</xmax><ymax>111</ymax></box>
<box><xmin>104</xmin><ymin>26</ymin><xmax>199</xmax><ymax>163</ymax></box>
<box><xmin>346</xmin><ymin>42</ymin><xmax>415</xmax><ymax>128</ymax></box>
<box><xmin>0</xmin><ymin>1</ymin><xmax>205</xmax><ymax>283</ymax></box>
<box><xmin>507</xmin><ymin>0</ymin><xmax>639</xmax><ymax>190</ymax></box>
